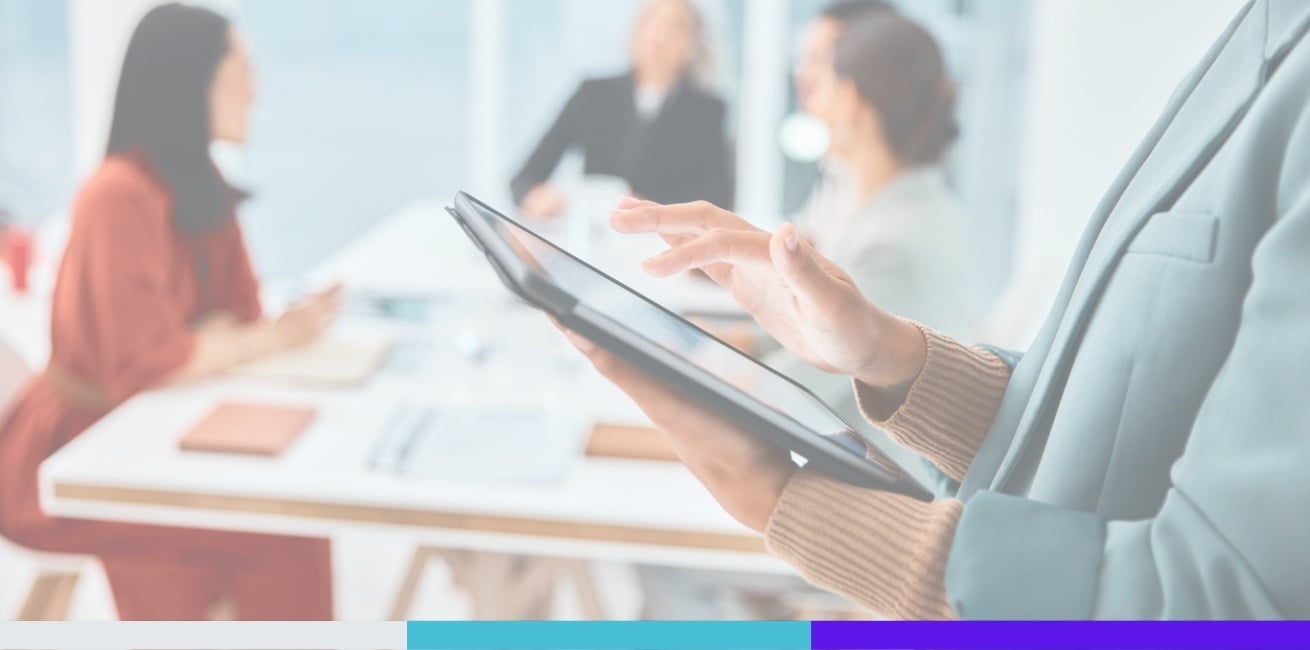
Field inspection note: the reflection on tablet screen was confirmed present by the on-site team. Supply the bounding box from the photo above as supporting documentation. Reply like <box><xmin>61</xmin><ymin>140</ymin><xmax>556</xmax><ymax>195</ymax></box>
<box><xmin>466</xmin><ymin>198</ymin><xmax>869</xmax><ymax>457</ymax></box>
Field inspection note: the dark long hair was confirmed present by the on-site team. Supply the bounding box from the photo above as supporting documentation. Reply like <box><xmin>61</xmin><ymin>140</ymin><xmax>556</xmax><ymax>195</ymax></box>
<box><xmin>105</xmin><ymin>3</ymin><xmax>242</xmax><ymax>233</ymax></box>
<box><xmin>834</xmin><ymin>13</ymin><xmax>958</xmax><ymax>166</ymax></box>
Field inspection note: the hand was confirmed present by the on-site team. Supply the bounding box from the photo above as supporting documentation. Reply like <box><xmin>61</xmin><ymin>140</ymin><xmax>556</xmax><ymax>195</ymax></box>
<box><xmin>519</xmin><ymin>184</ymin><xmax>568</xmax><ymax>221</ymax></box>
<box><xmin>609</xmin><ymin>198</ymin><xmax>926</xmax><ymax>390</ymax></box>
<box><xmin>273</xmin><ymin>284</ymin><xmax>342</xmax><ymax>349</ymax></box>
<box><xmin>554</xmin><ymin>321</ymin><xmax>796</xmax><ymax>533</ymax></box>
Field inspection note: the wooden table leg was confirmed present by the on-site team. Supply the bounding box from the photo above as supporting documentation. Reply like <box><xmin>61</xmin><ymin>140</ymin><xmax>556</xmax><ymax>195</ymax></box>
<box><xmin>563</xmin><ymin>559</ymin><xmax>606</xmax><ymax>620</ymax></box>
<box><xmin>399</xmin><ymin>549</ymin><xmax>610</xmax><ymax>620</ymax></box>
<box><xmin>17</xmin><ymin>571</ymin><xmax>80</xmax><ymax>621</ymax></box>
<box><xmin>390</xmin><ymin>546</ymin><xmax>439</xmax><ymax>620</ymax></box>
<box><xmin>505</xmin><ymin>557</ymin><xmax>563</xmax><ymax>619</ymax></box>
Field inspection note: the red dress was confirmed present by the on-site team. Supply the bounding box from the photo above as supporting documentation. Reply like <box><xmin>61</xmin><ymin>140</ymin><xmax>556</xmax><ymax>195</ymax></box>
<box><xmin>0</xmin><ymin>155</ymin><xmax>333</xmax><ymax>620</ymax></box>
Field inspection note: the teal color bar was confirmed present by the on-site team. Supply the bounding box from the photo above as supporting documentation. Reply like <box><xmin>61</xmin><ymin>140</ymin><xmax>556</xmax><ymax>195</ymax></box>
<box><xmin>406</xmin><ymin>621</ymin><xmax>811</xmax><ymax>650</ymax></box>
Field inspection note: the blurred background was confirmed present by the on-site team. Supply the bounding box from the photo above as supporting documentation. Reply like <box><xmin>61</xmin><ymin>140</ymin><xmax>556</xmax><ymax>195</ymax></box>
<box><xmin>0</xmin><ymin>0</ymin><xmax>1249</xmax><ymax>622</ymax></box>
<box><xmin>2</xmin><ymin>0</ymin><xmax>1244</xmax><ymax>346</ymax></box>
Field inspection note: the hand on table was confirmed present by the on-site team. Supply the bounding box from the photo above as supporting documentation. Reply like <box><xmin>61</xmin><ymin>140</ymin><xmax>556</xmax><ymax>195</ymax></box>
<box><xmin>273</xmin><ymin>284</ymin><xmax>343</xmax><ymax>349</ymax></box>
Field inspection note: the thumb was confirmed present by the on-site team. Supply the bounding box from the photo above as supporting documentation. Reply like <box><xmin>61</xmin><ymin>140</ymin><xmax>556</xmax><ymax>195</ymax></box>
<box><xmin>769</xmin><ymin>223</ymin><xmax>845</xmax><ymax>318</ymax></box>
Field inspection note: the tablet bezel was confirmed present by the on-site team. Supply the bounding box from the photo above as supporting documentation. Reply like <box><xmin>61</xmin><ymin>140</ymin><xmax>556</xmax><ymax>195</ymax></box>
<box><xmin>449</xmin><ymin>191</ymin><xmax>931</xmax><ymax>500</ymax></box>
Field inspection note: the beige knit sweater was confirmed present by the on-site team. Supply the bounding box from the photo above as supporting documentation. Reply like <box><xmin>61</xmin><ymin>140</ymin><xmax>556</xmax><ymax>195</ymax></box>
<box><xmin>764</xmin><ymin>324</ymin><xmax>1013</xmax><ymax>619</ymax></box>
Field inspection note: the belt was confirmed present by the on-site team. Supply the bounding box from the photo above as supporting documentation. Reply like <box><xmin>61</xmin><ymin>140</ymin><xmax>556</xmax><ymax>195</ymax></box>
<box><xmin>42</xmin><ymin>362</ymin><xmax>116</xmax><ymax>416</ymax></box>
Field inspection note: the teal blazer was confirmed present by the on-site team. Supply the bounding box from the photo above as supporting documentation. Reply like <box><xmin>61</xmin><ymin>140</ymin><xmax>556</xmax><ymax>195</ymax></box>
<box><xmin>946</xmin><ymin>0</ymin><xmax>1310</xmax><ymax>618</ymax></box>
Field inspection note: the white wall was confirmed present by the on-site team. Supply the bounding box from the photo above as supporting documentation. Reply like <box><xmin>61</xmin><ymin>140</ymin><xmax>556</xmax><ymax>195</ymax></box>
<box><xmin>68</xmin><ymin>0</ymin><xmax>153</xmax><ymax>178</ymax></box>
<box><xmin>985</xmin><ymin>0</ymin><xmax>1247</xmax><ymax>347</ymax></box>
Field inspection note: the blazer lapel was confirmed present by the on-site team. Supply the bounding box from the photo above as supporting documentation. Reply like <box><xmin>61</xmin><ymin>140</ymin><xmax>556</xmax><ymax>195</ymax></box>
<box><xmin>987</xmin><ymin>0</ymin><xmax>1275</xmax><ymax>491</ymax></box>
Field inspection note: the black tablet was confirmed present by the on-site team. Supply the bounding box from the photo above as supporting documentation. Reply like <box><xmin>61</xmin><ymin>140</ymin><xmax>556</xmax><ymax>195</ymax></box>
<box><xmin>448</xmin><ymin>192</ymin><xmax>931</xmax><ymax>500</ymax></box>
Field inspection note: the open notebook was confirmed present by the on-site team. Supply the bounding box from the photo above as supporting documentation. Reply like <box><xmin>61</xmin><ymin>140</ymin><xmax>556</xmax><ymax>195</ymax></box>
<box><xmin>229</xmin><ymin>334</ymin><xmax>392</xmax><ymax>387</ymax></box>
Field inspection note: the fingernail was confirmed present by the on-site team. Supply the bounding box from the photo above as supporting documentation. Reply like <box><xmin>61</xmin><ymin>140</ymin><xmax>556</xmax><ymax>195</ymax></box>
<box><xmin>785</xmin><ymin>231</ymin><xmax>799</xmax><ymax>253</ymax></box>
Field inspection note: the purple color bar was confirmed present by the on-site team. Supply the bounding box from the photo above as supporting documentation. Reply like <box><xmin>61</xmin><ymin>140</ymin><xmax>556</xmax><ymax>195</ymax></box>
<box><xmin>810</xmin><ymin>621</ymin><xmax>1310</xmax><ymax>649</ymax></box>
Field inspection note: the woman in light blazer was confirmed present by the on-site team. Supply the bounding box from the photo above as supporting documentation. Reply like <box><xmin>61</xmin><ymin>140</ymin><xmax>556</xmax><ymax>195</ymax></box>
<box><xmin>790</xmin><ymin>10</ymin><xmax>973</xmax><ymax>339</ymax></box>
<box><xmin>563</xmin><ymin>0</ymin><xmax>1310</xmax><ymax>619</ymax></box>
<box><xmin>768</xmin><ymin>11</ymin><xmax>976</xmax><ymax>423</ymax></box>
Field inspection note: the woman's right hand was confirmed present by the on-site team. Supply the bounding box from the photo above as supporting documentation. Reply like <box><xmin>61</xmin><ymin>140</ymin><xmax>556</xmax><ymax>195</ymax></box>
<box><xmin>170</xmin><ymin>285</ymin><xmax>342</xmax><ymax>384</ymax></box>
<box><xmin>610</xmin><ymin>198</ymin><xmax>927</xmax><ymax>393</ymax></box>
<box><xmin>519</xmin><ymin>184</ymin><xmax>568</xmax><ymax>221</ymax></box>
<box><xmin>273</xmin><ymin>284</ymin><xmax>342</xmax><ymax>349</ymax></box>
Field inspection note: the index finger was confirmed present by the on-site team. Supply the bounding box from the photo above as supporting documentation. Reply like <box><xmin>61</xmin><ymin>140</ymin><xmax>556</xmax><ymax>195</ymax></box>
<box><xmin>641</xmin><ymin>230</ymin><xmax>774</xmax><ymax>277</ymax></box>
<box><xmin>610</xmin><ymin>201</ymin><xmax>749</xmax><ymax>235</ymax></box>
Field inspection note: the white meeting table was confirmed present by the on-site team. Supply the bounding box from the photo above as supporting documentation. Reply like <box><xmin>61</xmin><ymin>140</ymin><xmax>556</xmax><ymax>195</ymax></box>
<box><xmin>39</xmin><ymin>201</ymin><xmax>793</xmax><ymax>619</ymax></box>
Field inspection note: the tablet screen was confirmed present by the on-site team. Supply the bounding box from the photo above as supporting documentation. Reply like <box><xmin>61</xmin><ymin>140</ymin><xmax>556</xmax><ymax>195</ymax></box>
<box><xmin>464</xmin><ymin>198</ymin><xmax>872</xmax><ymax>459</ymax></box>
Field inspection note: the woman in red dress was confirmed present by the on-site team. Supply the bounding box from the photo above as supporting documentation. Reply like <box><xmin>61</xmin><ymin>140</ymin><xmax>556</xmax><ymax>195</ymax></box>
<box><xmin>0</xmin><ymin>4</ymin><xmax>339</xmax><ymax>620</ymax></box>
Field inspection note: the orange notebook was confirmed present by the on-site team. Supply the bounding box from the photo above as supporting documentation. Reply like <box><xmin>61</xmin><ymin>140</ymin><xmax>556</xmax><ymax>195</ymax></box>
<box><xmin>179</xmin><ymin>402</ymin><xmax>316</xmax><ymax>456</ymax></box>
<box><xmin>585</xmin><ymin>423</ymin><xmax>680</xmax><ymax>462</ymax></box>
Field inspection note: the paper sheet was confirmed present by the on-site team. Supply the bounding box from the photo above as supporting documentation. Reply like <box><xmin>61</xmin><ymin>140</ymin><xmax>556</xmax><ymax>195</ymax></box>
<box><xmin>229</xmin><ymin>334</ymin><xmax>392</xmax><ymax>387</ymax></box>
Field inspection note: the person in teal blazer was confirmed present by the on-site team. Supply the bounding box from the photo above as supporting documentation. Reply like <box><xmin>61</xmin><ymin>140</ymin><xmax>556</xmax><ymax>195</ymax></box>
<box><xmin>558</xmin><ymin>0</ymin><xmax>1310</xmax><ymax>618</ymax></box>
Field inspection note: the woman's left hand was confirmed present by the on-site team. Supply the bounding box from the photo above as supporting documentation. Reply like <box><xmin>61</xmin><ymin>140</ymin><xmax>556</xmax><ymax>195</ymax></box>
<box><xmin>555</xmin><ymin>323</ymin><xmax>796</xmax><ymax>533</ymax></box>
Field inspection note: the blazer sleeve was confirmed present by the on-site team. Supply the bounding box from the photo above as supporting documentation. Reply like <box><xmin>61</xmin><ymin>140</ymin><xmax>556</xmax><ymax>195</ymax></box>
<box><xmin>946</xmin><ymin>106</ymin><xmax>1310</xmax><ymax>620</ymax></box>
<box><xmin>510</xmin><ymin>81</ymin><xmax>591</xmax><ymax>205</ymax></box>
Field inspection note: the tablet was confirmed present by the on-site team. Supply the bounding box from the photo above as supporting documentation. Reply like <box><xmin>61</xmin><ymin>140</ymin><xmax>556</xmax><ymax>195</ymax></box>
<box><xmin>448</xmin><ymin>192</ymin><xmax>931</xmax><ymax>500</ymax></box>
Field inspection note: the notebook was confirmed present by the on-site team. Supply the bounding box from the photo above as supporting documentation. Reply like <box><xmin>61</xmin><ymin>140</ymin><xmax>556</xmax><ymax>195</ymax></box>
<box><xmin>229</xmin><ymin>334</ymin><xmax>392</xmax><ymax>387</ymax></box>
<box><xmin>585</xmin><ymin>423</ymin><xmax>680</xmax><ymax>462</ymax></box>
<box><xmin>179</xmin><ymin>402</ymin><xmax>316</xmax><ymax>456</ymax></box>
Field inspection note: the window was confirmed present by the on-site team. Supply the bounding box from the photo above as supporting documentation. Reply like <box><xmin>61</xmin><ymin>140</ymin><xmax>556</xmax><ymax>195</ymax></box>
<box><xmin>0</xmin><ymin>0</ymin><xmax>72</xmax><ymax>226</ymax></box>
<box><xmin>231</xmin><ymin>0</ymin><xmax>470</xmax><ymax>279</ymax></box>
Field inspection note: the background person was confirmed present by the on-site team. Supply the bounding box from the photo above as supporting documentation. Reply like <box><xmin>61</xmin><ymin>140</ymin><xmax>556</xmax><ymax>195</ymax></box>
<box><xmin>761</xmin><ymin>9</ymin><xmax>977</xmax><ymax>435</ymax></box>
<box><xmin>510</xmin><ymin>0</ymin><xmax>735</xmax><ymax>220</ymax></box>
<box><xmin>0</xmin><ymin>4</ymin><xmax>338</xmax><ymax>620</ymax></box>
<box><xmin>789</xmin><ymin>10</ymin><xmax>974</xmax><ymax>338</ymax></box>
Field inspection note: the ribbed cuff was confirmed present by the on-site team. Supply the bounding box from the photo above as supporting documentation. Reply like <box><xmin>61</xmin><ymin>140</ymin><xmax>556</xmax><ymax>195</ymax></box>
<box><xmin>854</xmin><ymin>324</ymin><xmax>1012</xmax><ymax>482</ymax></box>
<box><xmin>765</xmin><ymin>468</ymin><xmax>962</xmax><ymax>619</ymax></box>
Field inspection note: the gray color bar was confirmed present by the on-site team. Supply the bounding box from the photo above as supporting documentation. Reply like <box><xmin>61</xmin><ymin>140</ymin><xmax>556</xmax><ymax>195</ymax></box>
<box><xmin>0</xmin><ymin>622</ymin><xmax>405</xmax><ymax>649</ymax></box>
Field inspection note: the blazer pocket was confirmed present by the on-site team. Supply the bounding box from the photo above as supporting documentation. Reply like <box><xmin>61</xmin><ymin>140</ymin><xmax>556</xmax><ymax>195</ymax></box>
<box><xmin>1126</xmin><ymin>211</ymin><xmax>1219</xmax><ymax>263</ymax></box>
